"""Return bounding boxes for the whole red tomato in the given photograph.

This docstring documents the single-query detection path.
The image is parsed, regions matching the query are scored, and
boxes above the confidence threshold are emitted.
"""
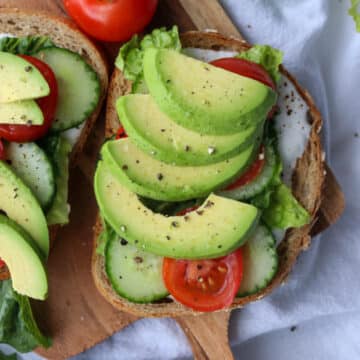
[63,0,158,42]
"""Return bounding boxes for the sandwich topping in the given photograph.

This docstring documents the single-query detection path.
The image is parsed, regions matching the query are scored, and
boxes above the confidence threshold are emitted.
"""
[95,27,311,312]
[0,35,101,349]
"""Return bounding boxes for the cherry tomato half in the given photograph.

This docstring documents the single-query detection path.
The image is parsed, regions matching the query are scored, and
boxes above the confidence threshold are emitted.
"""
[210,57,277,118]
[163,249,243,312]
[225,146,265,191]
[63,0,158,42]
[176,206,199,216]
[116,126,128,140]
[0,140,5,160]
[210,57,275,90]
[0,56,58,143]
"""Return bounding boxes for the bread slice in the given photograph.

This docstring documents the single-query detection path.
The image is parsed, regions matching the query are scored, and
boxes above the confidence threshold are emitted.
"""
[92,31,324,317]
[0,9,108,280]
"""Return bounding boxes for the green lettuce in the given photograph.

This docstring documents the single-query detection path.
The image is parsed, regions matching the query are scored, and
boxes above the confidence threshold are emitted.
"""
[0,281,51,353]
[0,352,17,360]
[349,0,360,32]
[115,26,181,92]
[250,123,310,229]
[262,184,310,229]
[237,45,283,84]
[46,137,71,225]
[0,36,54,55]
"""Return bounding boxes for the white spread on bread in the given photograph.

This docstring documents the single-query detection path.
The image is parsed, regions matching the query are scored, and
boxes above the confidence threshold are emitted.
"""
[275,79,311,185]
[183,48,239,63]
[183,48,311,245]
[0,33,14,39]
[63,123,85,148]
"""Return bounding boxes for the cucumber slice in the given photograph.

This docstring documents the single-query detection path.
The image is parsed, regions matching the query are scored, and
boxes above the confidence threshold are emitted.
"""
[218,143,276,200]
[237,225,278,297]
[5,142,55,210]
[105,234,168,303]
[34,47,100,132]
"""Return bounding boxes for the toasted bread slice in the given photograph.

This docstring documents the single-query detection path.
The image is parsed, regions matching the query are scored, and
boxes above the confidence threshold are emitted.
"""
[0,9,108,280]
[93,31,324,317]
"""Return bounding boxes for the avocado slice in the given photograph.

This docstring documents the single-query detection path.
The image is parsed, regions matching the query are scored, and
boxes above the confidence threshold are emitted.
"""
[117,94,262,166]
[95,161,259,259]
[0,51,50,103]
[101,138,257,201]
[0,100,44,125]
[0,161,49,257]
[0,215,48,300]
[143,49,277,135]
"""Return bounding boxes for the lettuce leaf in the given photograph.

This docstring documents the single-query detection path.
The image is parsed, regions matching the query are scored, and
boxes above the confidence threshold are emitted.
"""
[0,353,17,360]
[115,26,181,92]
[0,280,51,353]
[237,45,283,84]
[96,218,117,256]
[0,36,54,55]
[262,183,310,229]
[250,122,310,229]
[349,0,360,32]
[46,137,71,225]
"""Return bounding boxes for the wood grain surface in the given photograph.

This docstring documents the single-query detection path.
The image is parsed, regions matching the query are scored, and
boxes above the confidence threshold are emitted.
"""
[176,311,234,360]
[0,0,345,359]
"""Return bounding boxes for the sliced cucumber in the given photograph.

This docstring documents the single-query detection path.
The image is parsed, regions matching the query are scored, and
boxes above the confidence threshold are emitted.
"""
[34,47,100,132]
[237,225,278,297]
[5,142,55,210]
[218,143,276,200]
[105,234,168,303]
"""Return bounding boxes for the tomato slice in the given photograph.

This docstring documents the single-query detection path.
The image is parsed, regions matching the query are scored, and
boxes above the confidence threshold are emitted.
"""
[210,57,277,118]
[0,55,58,143]
[225,145,265,191]
[210,58,276,90]
[0,258,5,269]
[0,140,5,160]
[163,249,243,312]
[116,126,128,140]
[176,206,199,216]
[210,58,272,190]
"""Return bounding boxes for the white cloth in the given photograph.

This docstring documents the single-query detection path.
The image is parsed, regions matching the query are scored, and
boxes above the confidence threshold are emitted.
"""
[2,0,360,359]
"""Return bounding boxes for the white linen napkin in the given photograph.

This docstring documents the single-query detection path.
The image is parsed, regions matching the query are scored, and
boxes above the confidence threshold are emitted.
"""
[3,0,359,359]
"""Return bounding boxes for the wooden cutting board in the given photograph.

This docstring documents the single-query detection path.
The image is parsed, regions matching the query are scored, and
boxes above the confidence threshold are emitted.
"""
[0,1,345,359]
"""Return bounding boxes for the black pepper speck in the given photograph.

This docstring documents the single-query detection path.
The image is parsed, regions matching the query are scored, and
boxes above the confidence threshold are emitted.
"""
[120,239,128,246]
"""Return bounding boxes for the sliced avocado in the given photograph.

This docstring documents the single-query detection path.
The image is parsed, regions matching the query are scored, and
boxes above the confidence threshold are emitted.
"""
[102,138,257,201]
[0,161,49,257]
[117,94,262,166]
[143,49,277,135]
[95,161,259,259]
[0,52,50,103]
[0,215,48,300]
[0,100,44,125]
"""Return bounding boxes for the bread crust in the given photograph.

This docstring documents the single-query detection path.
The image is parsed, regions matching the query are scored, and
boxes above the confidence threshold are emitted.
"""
[0,9,108,281]
[93,31,324,317]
